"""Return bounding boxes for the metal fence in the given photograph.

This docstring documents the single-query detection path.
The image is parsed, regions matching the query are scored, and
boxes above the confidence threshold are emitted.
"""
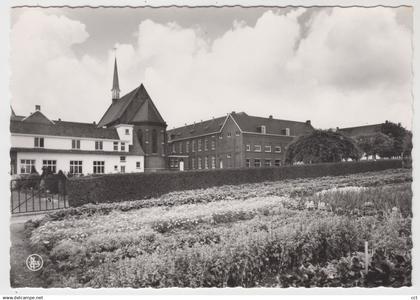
[10,175,68,214]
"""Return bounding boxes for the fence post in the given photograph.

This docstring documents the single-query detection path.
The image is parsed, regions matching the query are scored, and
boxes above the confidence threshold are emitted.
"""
[364,241,369,274]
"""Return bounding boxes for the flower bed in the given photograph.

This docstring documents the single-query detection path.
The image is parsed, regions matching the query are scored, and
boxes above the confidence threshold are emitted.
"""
[24,168,412,288]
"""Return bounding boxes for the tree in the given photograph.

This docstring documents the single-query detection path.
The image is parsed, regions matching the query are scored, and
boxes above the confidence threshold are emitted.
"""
[285,130,361,164]
[354,133,394,159]
[402,131,412,158]
[380,121,408,158]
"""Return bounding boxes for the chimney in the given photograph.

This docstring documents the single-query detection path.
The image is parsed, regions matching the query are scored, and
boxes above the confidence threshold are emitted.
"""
[269,115,273,119]
[35,105,41,111]
[58,118,61,121]
[93,121,96,125]
[305,120,311,125]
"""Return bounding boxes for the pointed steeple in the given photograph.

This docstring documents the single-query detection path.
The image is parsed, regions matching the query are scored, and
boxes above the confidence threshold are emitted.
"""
[111,57,120,102]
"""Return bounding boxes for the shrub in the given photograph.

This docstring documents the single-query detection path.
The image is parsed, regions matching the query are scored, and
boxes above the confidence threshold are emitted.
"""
[67,160,403,207]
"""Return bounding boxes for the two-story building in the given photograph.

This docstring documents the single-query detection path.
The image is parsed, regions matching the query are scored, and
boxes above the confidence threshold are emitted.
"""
[10,58,167,175]
[167,112,313,170]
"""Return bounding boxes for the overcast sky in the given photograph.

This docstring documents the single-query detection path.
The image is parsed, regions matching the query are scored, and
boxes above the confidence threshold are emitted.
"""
[10,6,413,130]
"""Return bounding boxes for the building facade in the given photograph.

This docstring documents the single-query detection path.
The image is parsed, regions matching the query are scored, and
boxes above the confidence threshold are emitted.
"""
[167,112,313,170]
[10,58,167,175]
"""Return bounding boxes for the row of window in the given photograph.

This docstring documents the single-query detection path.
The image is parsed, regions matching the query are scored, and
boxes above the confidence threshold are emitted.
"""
[20,159,141,175]
[245,159,282,168]
[34,137,128,152]
[246,145,282,153]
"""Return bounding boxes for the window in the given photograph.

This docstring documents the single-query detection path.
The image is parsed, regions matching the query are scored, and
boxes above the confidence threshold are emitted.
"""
[275,146,282,153]
[186,141,190,153]
[235,131,240,136]
[95,141,103,150]
[191,158,195,169]
[121,142,126,151]
[179,142,183,154]
[245,159,251,168]
[211,140,216,150]
[204,139,208,151]
[114,165,118,171]
[254,159,261,168]
[211,156,216,169]
[275,160,281,167]
[70,161,83,174]
[34,137,44,148]
[219,134,223,139]
[246,144,251,152]
[145,129,149,144]
[204,157,209,169]
[152,129,158,153]
[172,143,176,154]
[93,161,105,174]
[254,145,262,152]
[265,145,272,152]
[198,140,202,152]
[120,166,125,173]
[72,139,81,150]
[198,157,202,169]
[136,161,141,169]
[42,160,56,173]
[261,125,266,134]
[113,142,119,151]
[120,156,126,163]
[227,154,232,159]
[227,132,232,138]
[125,129,130,135]
[264,160,271,167]
[285,128,290,136]
[20,159,35,174]
[192,140,196,152]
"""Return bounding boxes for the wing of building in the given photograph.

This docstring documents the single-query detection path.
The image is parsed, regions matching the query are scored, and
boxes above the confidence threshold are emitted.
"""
[167,112,314,170]
[10,58,167,175]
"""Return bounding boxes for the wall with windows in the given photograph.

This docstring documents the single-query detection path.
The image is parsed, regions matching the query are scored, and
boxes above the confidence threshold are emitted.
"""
[11,134,125,152]
[16,152,144,175]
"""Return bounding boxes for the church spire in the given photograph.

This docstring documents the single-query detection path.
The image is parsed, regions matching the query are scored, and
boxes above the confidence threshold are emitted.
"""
[111,55,120,102]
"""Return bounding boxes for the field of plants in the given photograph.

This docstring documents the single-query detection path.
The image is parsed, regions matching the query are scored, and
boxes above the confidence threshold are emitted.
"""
[24,168,412,288]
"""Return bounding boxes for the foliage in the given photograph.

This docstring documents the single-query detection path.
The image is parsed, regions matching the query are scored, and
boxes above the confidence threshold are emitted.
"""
[24,169,412,288]
[284,130,362,164]
[354,133,394,159]
[380,121,410,158]
[67,159,403,207]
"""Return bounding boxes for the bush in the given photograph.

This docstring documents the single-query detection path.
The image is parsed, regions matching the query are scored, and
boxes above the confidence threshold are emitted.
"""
[67,160,403,207]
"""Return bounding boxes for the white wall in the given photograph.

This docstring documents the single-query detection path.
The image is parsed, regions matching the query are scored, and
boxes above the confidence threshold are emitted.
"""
[16,151,144,175]
[115,124,133,145]
[11,134,129,153]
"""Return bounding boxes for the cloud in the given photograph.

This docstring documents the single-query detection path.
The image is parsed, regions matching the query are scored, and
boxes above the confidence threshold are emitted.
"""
[10,7,412,130]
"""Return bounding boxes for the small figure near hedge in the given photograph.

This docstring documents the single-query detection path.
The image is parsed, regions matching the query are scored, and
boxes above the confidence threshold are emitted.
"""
[284,130,362,165]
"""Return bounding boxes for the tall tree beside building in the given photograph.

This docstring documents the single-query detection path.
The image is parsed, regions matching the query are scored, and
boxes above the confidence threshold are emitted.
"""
[285,130,361,164]
[354,133,394,159]
[380,121,410,158]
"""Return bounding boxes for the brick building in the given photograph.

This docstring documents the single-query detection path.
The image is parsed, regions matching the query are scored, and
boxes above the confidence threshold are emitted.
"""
[167,112,313,170]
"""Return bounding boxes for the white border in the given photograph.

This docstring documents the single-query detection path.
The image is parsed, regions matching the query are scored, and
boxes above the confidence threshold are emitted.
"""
[0,0,418,296]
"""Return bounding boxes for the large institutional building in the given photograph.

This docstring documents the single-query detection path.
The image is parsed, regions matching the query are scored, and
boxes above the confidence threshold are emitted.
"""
[167,112,313,170]
[10,58,167,175]
[10,57,317,175]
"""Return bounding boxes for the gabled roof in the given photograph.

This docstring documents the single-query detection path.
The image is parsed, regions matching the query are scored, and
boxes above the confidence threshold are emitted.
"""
[22,110,54,125]
[338,124,382,137]
[98,83,166,127]
[231,112,313,136]
[10,119,120,140]
[167,115,227,140]
[167,112,314,141]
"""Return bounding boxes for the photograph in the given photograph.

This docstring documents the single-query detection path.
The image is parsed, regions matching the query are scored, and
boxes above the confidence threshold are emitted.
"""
[6,3,413,289]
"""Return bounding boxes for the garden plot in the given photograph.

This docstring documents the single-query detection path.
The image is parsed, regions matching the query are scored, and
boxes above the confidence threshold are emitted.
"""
[24,168,412,288]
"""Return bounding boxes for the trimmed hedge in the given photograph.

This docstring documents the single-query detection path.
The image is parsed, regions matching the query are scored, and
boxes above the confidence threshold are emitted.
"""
[67,159,403,207]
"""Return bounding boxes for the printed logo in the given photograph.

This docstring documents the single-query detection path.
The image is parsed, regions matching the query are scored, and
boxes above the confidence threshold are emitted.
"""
[26,254,43,271]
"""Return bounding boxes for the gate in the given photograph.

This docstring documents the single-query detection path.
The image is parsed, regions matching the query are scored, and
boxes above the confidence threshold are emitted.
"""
[10,175,68,214]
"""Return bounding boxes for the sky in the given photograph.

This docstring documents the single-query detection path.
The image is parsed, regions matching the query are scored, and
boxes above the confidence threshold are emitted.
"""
[9,6,413,130]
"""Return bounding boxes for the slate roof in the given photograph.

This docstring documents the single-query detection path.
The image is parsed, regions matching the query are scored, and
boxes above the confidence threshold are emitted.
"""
[10,119,120,140]
[167,112,313,140]
[338,124,382,137]
[98,83,166,127]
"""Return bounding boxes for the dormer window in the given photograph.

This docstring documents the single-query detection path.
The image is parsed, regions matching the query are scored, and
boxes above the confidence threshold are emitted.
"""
[34,137,44,148]
[257,125,266,134]
[95,141,103,150]
[125,129,130,135]
[72,139,81,150]
[281,128,290,136]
